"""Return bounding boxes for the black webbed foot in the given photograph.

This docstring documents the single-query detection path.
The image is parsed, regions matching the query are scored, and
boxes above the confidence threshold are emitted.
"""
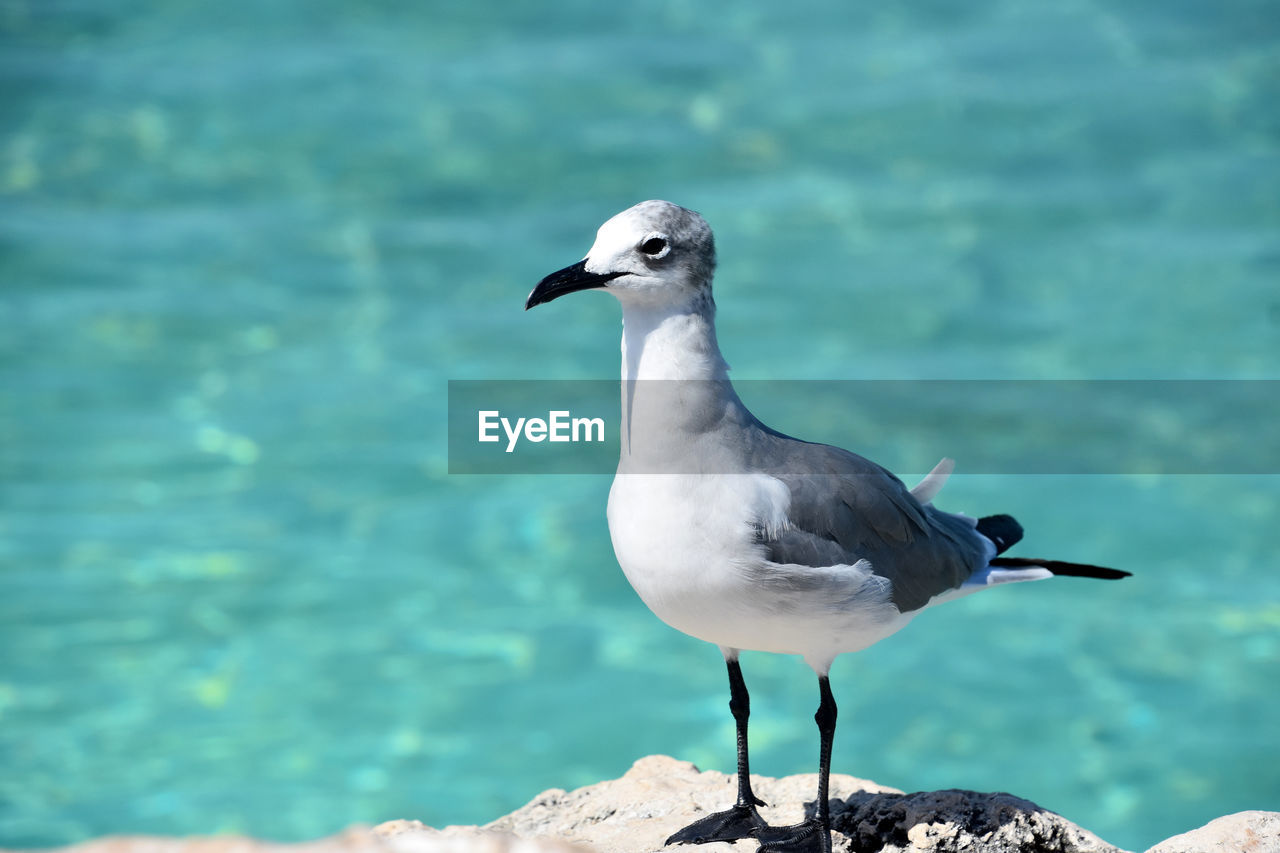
[664,802,767,845]
[755,817,831,853]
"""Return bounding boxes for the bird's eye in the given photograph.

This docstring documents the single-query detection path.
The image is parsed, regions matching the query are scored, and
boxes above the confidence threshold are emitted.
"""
[640,237,668,257]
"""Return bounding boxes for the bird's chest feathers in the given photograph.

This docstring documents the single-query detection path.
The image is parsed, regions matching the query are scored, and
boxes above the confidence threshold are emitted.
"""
[606,473,791,605]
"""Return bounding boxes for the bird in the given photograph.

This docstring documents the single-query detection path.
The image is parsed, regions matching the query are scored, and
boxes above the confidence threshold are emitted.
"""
[524,200,1129,853]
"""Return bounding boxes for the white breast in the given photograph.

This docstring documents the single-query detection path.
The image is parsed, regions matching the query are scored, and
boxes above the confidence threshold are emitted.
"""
[607,471,914,669]
[606,472,776,631]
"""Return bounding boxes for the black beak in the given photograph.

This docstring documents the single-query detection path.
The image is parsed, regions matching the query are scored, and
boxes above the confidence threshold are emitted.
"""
[525,260,626,310]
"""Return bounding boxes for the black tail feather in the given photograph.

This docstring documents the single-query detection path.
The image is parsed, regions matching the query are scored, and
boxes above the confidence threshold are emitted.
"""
[977,514,1024,555]
[990,556,1131,580]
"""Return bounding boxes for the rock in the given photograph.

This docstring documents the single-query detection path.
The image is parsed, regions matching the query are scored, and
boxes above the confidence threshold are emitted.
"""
[831,788,1123,853]
[1143,811,1280,853]
[397,755,1122,853]
[482,754,898,852]
[16,757,1279,853]
[374,820,587,852]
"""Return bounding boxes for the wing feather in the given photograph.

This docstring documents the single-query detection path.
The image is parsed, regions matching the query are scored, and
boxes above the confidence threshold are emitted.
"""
[745,432,988,613]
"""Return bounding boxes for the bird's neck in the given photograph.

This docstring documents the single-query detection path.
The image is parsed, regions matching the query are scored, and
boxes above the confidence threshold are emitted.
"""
[617,294,744,468]
[619,293,729,383]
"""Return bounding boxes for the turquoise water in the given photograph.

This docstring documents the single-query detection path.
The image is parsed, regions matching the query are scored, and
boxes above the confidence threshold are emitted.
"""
[2,1,1278,851]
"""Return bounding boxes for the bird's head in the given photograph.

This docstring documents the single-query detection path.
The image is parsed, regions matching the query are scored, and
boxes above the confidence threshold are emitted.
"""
[525,200,716,311]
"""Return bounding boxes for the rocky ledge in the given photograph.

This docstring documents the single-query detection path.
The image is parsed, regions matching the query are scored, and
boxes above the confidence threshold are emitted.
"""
[25,756,1279,853]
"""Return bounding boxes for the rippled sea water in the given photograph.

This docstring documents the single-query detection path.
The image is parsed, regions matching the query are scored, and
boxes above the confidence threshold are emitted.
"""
[2,2,1277,851]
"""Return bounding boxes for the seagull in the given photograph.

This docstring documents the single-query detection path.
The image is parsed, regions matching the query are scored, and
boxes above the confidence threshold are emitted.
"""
[524,200,1129,853]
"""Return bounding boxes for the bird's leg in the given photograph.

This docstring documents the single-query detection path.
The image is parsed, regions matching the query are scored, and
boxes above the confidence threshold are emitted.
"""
[814,676,837,829]
[756,676,836,853]
[728,658,768,809]
[665,658,768,845]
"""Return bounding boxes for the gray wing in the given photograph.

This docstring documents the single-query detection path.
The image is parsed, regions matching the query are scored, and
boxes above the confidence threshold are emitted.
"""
[744,429,989,613]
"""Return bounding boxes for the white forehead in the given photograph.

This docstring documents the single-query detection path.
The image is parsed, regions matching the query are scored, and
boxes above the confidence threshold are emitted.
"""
[587,200,708,260]
[591,202,662,256]
[589,214,644,260]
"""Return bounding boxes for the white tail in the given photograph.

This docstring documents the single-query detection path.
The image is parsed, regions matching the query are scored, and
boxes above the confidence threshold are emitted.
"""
[910,457,954,504]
